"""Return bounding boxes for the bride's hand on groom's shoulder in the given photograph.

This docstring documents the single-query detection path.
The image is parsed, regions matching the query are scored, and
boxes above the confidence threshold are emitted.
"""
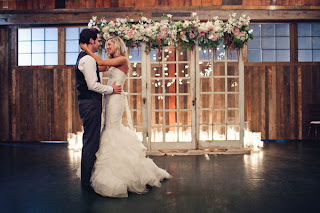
[80,43,88,51]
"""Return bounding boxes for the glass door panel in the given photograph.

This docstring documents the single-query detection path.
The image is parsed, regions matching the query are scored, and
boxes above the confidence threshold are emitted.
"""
[197,46,243,148]
[148,46,195,150]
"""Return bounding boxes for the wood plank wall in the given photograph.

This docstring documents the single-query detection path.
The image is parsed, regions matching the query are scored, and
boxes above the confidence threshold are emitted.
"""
[1,63,318,141]
[9,66,82,141]
[0,0,319,10]
[0,27,9,141]
[245,64,320,140]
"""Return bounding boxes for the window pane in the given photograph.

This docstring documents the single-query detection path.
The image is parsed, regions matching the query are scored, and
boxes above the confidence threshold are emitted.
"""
[66,53,78,65]
[213,125,226,140]
[200,78,212,92]
[32,41,44,53]
[248,50,261,62]
[261,37,275,49]
[18,54,31,66]
[32,54,44,65]
[227,49,237,60]
[298,37,312,49]
[227,94,239,108]
[276,37,290,49]
[312,24,320,36]
[298,50,312,62]
[128,47,141,61]
[227,125,240,140]
[276,50,290,62]
[227,78,239,92]
[250,24,261,37]
[66,40,79,52]
[18,29,31,41]
[213,110,225,124]
[150,50,159,62]
[199,125,212,141]
[298,24,311,36]
[200,110,212,124]
[214,78,225,92]
[199,48,212,60]
[45,41,58,53]
[227,110,240,124]
[313,50,320,62]
[45,28,58,40]
[214,47,225,60]
[276,24,289,36]
[66,28,79,40]
[32,28,44,40]
[45,53,58,65]
[261,24,275,36]
[262,50,276,62]
[313,37,320,49]
[248,36,261,49]
[18,41,31,53]
[213,94,225,108]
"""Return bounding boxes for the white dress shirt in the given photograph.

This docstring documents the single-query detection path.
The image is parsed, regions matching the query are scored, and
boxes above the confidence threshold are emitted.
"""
[78,55,113,95]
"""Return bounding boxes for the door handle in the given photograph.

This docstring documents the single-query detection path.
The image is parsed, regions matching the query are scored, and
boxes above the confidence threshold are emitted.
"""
[143,97,146,104]
[192,98,196,106]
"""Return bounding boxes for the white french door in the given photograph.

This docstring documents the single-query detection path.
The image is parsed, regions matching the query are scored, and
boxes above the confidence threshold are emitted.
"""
[145,45,196,150]
[195,46,244,149]
[104,44,244,151]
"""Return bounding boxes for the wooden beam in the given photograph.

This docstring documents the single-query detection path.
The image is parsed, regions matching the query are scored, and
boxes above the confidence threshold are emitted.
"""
[290,23,298,62]
[0,6,320,25]
[58,27,65,65]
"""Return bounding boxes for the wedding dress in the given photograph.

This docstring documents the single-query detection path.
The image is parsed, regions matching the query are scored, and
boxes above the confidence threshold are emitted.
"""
[90,67,171,197]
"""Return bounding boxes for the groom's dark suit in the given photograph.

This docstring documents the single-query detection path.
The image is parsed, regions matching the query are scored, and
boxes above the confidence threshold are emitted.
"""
[75,51,102,186]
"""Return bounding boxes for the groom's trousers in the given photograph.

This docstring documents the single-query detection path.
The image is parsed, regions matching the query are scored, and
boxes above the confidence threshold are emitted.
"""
[78,98,102,185]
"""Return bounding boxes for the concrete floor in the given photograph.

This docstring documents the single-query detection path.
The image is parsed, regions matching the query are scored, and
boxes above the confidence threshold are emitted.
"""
[1,141,320,213]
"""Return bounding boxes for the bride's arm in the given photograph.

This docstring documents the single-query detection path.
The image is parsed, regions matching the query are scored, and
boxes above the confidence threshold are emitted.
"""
[98,65,109,72]
[80,43,127,67]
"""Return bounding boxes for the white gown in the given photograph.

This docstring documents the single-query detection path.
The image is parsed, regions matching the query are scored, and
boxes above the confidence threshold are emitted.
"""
[90,67,172,197]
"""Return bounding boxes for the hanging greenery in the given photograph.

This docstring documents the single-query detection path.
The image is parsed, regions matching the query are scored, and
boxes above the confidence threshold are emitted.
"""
[88,12,253,54]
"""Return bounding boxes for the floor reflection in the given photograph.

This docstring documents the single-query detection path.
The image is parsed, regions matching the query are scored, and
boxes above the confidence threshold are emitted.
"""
[68,150,81,165]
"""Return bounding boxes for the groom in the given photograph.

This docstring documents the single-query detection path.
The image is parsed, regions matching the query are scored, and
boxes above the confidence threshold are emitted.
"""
[75,28,122,190]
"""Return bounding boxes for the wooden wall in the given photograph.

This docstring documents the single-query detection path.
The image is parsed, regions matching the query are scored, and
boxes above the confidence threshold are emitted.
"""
[0,0,319,10]
[0,63,318,141]
[245,63,320,140]
[9,66,82,141]
[0,27,9,141]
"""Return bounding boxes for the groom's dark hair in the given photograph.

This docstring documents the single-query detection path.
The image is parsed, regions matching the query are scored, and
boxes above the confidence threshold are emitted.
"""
[79,28,99,44]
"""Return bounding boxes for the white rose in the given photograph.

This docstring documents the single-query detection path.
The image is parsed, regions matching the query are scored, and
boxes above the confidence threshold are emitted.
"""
[102,26,108,33]
[183,21,189,28]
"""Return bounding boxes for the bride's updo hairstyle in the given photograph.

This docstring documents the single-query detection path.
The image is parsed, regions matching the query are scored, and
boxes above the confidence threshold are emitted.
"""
[106,36,127,59]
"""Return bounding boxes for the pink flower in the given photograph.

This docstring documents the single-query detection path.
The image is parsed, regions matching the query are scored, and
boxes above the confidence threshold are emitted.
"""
[209,25,215,31]
[160,26,167,32]
[158,32,168,39]
[109,21,115,27]
[232,28,240,35]
[245,26,249,31]
[209,35,217,41]
[128,29,134,35]
[189,32,195,39]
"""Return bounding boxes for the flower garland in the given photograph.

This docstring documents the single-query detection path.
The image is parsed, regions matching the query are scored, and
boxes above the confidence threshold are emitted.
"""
[88,12,253,54]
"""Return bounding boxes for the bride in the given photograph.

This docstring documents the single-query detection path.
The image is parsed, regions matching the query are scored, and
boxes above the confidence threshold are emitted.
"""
[80,36,172,197]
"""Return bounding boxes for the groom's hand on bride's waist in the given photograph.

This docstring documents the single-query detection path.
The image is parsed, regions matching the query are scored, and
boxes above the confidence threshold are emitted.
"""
[111,81,122,94]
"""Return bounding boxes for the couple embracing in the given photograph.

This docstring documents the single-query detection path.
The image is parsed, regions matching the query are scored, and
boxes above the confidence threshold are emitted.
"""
[75,28,171,197]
